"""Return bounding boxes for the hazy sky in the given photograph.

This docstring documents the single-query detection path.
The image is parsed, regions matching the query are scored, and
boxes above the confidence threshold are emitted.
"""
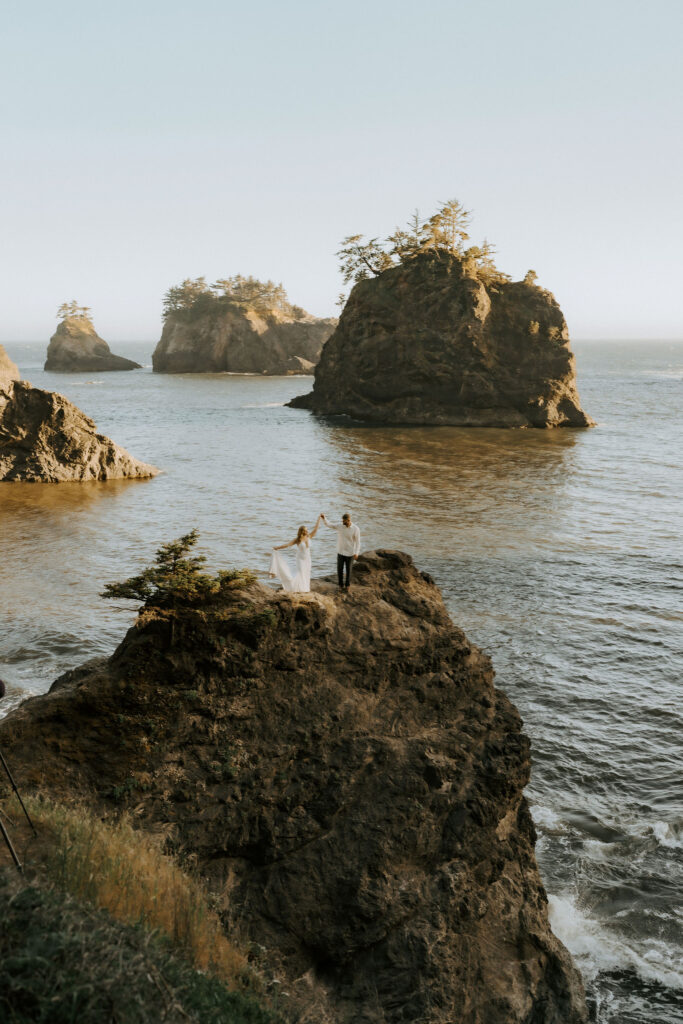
[2,0,682,341]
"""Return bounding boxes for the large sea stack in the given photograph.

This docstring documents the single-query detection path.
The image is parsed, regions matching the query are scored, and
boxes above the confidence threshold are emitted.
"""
[290,252,593,427]
[153,304,336,375]
[0,551,587,1023]
[45,318,141,372]
[0,379,158,481]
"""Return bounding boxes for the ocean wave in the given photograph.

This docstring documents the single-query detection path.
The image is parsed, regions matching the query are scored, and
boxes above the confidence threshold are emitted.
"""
[549,894,683,991]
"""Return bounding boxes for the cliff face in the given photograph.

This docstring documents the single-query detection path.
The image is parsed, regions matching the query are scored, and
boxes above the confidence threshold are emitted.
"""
[0,380,158,482]
[290,253,593,427]
[0,345,20,385]
[45,319,141,372]
[0,551,587,1023]
[152,306,336,375]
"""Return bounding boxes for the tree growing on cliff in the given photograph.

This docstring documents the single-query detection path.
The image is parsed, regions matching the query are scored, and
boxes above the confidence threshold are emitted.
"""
[336,199,512,288]
[101,530,255,606]
[162,275,304,321]
[57,301,93,324]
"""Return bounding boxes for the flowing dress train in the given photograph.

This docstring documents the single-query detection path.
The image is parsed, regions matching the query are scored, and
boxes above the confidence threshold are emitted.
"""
[268,541,312,593]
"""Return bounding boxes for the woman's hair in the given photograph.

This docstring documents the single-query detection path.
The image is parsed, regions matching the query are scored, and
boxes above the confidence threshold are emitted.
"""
[296,525,309,543]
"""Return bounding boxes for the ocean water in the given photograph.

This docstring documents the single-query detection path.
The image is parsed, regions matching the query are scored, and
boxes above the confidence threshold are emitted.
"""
[1,339,681,1023]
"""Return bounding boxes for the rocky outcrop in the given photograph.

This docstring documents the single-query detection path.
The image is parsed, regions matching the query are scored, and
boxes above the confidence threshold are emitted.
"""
[45,318,141,372]
[0,551,587,1023]
[153,306,336,375]
[0,379,158,481]
[0,345,20,386]
[290,253,593,427]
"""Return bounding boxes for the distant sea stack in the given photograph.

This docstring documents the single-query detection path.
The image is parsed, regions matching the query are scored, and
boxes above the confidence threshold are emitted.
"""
[0,344,20,385]
[152,274,336,374]
[0,550,587,1023]
[0,379,158,482]
[290,201,593,427]
[46,310,141,372]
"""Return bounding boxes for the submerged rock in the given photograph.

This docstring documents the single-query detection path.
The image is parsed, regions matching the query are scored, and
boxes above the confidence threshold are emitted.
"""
[1,551,587,1023]
[0,379,158,482]
[290,252,593,427]
[45,318,141,372]
[0,345,20,385]
[153,305,335,375]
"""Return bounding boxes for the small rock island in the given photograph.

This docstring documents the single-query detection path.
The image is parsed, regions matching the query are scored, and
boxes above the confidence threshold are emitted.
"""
[45,302,141,372]
[0,546,587,1023]
[152,275,336,374]
[0,377,158,482]
[290,201,593,427]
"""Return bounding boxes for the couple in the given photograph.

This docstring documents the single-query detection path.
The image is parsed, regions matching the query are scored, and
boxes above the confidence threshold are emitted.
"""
[269,513,361,594]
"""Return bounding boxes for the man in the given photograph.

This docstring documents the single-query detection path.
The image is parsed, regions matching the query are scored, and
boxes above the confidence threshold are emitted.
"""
[321,512,361,591]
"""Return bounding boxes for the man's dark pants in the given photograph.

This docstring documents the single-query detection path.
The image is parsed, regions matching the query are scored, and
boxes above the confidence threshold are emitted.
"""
[337,554,353,589]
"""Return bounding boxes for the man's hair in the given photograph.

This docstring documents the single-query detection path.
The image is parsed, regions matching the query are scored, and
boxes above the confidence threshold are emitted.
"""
[342,513,351,523]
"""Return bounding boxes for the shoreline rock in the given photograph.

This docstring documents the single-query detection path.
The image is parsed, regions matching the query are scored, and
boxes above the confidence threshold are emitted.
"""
[0,550,587,1023]
[45,318,141,372]
[290,252,594,428]
[0,379,159,482]
[0,345,20,386]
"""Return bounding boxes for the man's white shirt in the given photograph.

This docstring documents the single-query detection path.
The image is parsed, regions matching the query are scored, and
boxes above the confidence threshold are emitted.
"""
[325,521,361,556]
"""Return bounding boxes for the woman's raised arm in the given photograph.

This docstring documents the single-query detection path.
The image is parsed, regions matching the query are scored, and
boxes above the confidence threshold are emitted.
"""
[309,514,323,539]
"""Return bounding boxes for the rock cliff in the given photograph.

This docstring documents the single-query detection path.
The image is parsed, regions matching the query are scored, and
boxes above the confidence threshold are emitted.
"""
[0,344,20,385]
[45,318,141,372]
[0,551,587,1023]
[290,253,593,427]
[153,306,336,375]
[0,380,158,481]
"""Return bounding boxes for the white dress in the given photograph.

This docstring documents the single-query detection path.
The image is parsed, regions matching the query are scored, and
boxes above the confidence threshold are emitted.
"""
[269,541,312,593]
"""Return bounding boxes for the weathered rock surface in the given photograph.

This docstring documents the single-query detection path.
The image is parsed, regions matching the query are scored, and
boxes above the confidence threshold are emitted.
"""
[0,551,587,1023]
[153,306,336,375]
[0,379,158,482]
[290,253,593,427]
[45,318,141,372]
[0,345,20,386]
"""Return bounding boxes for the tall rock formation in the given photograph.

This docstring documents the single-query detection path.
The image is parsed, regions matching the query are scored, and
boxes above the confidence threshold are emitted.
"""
[45,318,141,372]
[153,306,336,375]
[0,379,158,481]
[0,551,587,1023]
[0,345,20,386]
[290,253,593,427]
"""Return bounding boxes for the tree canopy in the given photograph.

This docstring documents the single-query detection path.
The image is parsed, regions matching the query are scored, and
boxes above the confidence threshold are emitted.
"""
[336,200,515,290]
[162,275,306,322]
[57,301,93,324]
[101,530,255,607]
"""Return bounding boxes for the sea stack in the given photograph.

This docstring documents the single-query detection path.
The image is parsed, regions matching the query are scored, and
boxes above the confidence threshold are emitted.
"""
[0,550,587,1023]
[0,379,158,482]
[290,252,593,427]
[45,317,141,372]
[153,276,335,374]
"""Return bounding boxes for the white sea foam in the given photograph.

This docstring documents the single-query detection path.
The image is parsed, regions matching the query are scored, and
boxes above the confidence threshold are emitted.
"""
[549,894,683,991]
[241,402,285,408]
[651,820,683,849]
[530,804,567,832]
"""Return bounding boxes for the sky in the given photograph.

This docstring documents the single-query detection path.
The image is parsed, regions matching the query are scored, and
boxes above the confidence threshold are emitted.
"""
[1,0,682,342]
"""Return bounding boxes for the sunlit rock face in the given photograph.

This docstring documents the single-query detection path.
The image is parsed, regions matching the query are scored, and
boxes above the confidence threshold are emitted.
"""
[0,380,158,482]
[291,252,593,427]
[0,551,587,1023]
[152,305,336,375]
[45,319,141,372]
[0,345,20,385]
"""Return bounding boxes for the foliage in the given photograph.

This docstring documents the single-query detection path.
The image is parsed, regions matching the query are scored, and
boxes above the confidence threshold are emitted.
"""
[0,870,279,1024]
[101,530,255,607]
[336,199,513,287]
[23,794,245,984]
[162,274,306,322]
[56,300,93,324]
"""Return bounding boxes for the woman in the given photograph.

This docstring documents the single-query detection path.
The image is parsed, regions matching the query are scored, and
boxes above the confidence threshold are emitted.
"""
[268,515,323,593]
